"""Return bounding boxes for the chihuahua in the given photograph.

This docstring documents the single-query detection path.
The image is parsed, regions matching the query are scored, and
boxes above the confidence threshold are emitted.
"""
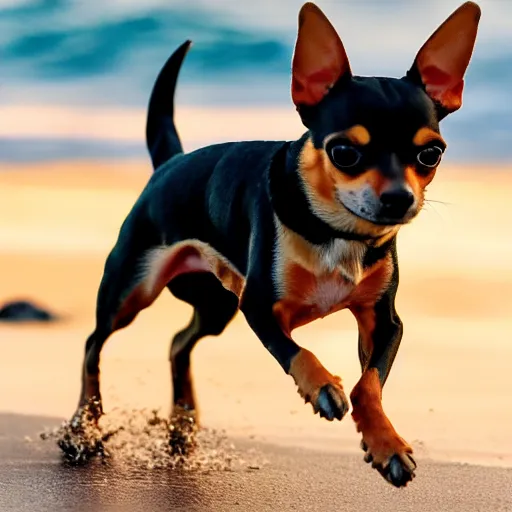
[67,2,480,487]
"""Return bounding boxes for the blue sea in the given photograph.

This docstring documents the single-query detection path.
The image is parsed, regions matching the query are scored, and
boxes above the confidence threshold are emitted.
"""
[0,0,511,163]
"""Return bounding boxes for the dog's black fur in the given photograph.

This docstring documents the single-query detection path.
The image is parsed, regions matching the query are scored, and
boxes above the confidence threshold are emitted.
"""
[68,2,481,487]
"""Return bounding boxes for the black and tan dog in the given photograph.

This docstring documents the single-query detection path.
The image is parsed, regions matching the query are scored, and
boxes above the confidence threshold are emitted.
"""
[69,2,480,486]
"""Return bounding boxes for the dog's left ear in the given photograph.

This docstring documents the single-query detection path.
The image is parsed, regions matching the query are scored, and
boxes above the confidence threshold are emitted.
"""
[291,2,351,108]
[407,2,481,116]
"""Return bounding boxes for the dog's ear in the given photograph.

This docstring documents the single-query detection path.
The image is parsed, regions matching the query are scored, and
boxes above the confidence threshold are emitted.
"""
[291,2,351,107]
[407,2,481,116]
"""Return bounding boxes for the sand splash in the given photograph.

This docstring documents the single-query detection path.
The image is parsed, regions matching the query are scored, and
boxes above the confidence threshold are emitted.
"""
[40,404,266,472]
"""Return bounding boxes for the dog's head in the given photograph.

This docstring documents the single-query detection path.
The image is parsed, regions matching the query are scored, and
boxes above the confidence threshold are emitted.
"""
[291,2,480,237]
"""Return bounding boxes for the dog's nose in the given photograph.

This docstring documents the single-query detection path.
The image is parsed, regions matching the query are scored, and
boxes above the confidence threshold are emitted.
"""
[379,187,415,219]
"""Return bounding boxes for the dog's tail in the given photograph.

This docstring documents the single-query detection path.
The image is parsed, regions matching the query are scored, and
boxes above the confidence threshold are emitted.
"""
[146,40,192,171]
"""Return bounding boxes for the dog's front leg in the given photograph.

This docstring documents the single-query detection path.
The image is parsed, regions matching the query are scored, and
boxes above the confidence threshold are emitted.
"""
[240,282,349,421]
[349,283,416,487]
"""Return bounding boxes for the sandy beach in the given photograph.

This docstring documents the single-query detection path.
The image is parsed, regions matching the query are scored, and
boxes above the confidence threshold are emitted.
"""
[1,156,512,509]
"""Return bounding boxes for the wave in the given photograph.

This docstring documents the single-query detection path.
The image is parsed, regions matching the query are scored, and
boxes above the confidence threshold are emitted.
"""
[0,0,292,105]
[0,0,511,161]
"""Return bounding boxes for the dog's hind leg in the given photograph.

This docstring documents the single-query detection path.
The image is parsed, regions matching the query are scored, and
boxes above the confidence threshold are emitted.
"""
[74,234,215,418]
[75,234,158,420]
[167,272,239,421]
[62,217,167,461]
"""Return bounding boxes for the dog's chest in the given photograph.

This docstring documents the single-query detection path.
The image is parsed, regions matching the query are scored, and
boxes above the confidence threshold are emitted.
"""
[306,273,353,313]
[295,240,362,310]
[272,223,369,334]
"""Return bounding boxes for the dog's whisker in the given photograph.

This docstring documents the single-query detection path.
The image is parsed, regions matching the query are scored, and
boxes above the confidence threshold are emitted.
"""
[424,199,453,206]
[422,202,446,222]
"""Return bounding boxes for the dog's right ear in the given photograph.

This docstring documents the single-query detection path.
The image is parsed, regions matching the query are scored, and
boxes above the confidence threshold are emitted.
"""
[291,2,351,108]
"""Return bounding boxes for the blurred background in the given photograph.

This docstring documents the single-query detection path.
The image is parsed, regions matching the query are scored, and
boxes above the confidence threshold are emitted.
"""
[0,0,511,162]
[0,0,512,476]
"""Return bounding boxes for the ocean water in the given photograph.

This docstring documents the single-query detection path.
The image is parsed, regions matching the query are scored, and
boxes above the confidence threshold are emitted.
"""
[0,0,511,162]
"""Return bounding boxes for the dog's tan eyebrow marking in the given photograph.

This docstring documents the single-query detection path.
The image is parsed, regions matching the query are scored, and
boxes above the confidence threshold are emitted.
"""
[324,125,371,147]
[412,127,446,147]
[344,125,371,146]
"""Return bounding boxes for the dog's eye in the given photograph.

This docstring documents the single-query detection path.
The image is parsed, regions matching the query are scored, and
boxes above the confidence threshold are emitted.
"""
[417,146,443,168]
[330,145,362,170]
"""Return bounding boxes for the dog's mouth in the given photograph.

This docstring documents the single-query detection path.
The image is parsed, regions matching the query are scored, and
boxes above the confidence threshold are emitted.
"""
[338,198,413,227]
[335,186,420,227]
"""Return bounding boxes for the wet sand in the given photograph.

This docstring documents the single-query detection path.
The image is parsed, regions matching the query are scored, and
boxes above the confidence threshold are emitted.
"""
[1,161,512,510]
[1,413,512,512]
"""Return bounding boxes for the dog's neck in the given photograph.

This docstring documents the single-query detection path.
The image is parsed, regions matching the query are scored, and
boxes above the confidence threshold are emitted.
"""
[268,134,384,247]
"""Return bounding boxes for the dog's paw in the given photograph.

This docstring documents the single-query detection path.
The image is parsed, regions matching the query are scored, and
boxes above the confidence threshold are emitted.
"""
[289,348,349,422]
[58,431,106,465]
[312,382,349,421]
[57,400,108,464]
[360,440,416,487]
[169,405,199,457]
